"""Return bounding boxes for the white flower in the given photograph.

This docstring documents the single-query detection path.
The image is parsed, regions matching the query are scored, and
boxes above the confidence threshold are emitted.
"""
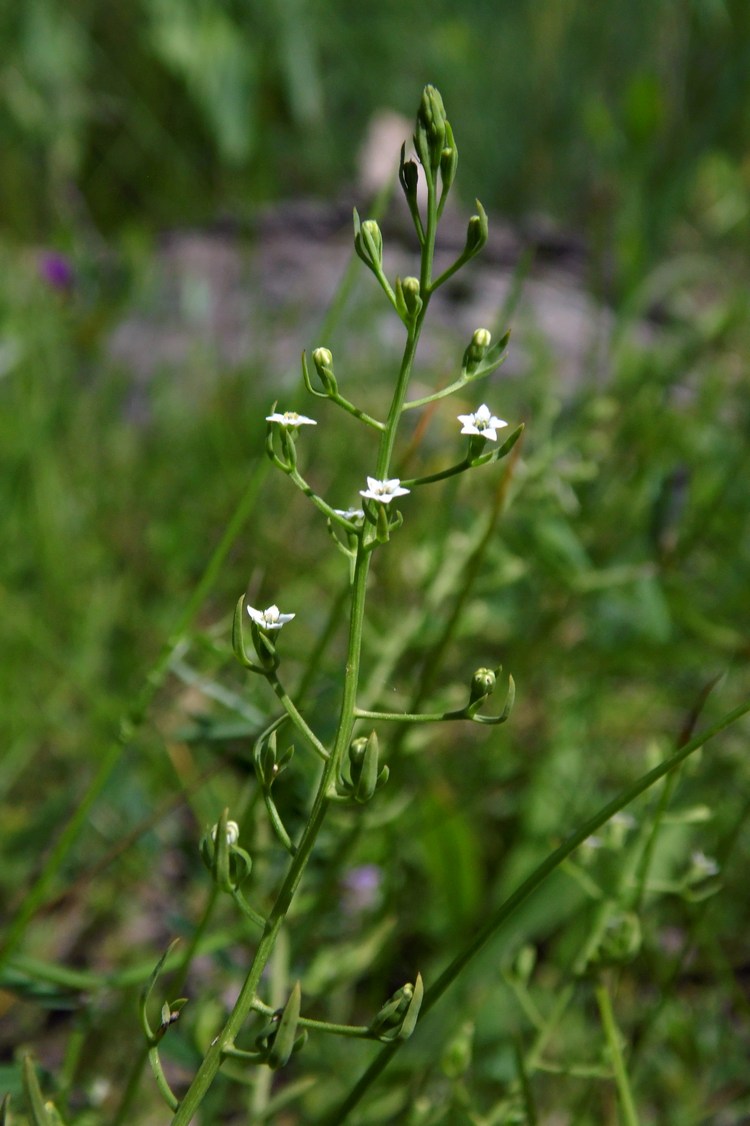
[359,477,411,504]
[212,820,240,846]
[266,409,317,428]
[334,507,365,522]
[246,603,295,631]
[457,403,508,441]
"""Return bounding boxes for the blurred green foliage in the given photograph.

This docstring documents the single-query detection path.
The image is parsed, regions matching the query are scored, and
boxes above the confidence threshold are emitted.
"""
[2,0,750,286]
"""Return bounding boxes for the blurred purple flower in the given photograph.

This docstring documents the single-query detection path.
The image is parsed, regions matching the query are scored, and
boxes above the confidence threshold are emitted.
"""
[341,864,382,916]
[39,251,75,291]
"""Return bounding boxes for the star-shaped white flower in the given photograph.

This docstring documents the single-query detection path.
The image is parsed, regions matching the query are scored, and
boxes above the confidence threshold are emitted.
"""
[266,410,317,429]
[457,403,507,441]
[246,603,295,631]
[334,507,365,522]
[359,477,411,504]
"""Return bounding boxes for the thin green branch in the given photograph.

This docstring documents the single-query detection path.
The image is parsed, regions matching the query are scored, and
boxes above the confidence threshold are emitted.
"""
[267,673,329,762]
[595,980,640,1126]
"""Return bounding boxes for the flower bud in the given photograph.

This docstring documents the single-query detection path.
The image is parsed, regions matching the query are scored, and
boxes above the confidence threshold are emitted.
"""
[462,327,492,373]
[336,730,389,803]
[399,148,420,204]
[312,346,337,394]
[313,346,332,369]
[256,729,294,789]
[353,211,384,272]
[369,974,424,1042]
[211,820,240,846]
[464,201,489,257]
[470,667,496,705]
[261,983,306,1070]
[395,275,423,323]
[414,85,448,172]
[200,810,252,892]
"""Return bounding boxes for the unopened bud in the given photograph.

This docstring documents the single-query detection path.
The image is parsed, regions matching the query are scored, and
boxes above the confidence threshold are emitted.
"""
[399,154,419,202]
[312,346,337,393]
[414,85,448,172]
[465,201,489,257]
[354,213,384,272]
[470,667,496,705]
[370,974,424,1042]
[211,820,240,846]
[337,730,388,804]
[463,328,492,372]
[396,275,422,323]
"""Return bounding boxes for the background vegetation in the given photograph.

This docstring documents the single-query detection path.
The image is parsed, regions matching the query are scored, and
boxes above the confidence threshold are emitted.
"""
[1,2,749,1122]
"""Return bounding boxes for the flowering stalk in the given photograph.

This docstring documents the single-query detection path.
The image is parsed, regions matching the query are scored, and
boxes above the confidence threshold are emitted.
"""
[167,85,519,1124]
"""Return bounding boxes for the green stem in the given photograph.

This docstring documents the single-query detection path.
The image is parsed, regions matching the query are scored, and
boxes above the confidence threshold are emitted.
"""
[373,170,439,481]
[268,672,329,761]
[595,980,640,1126]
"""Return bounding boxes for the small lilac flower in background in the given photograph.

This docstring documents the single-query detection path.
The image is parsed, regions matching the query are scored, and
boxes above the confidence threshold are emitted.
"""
[359,477,410,504]
[266,409,317,429]
[457,403,507,441]
[38,250,75,292]
[341,864,382,916]
[246,603,295,631]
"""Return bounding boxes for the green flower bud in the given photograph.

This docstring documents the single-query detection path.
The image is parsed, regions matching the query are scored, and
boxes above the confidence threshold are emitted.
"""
[312,346,337,394]
[313,346,332,369]
[414,85,448,172]
[349,735,368,767]
[462,327,492,373]
[464,201,489,257]
[353,211,384,272]
[200,810,252,892]
[370,974,424,1042]
[336,730,389,803]
[399,148,420,203]
[266,983,306,1070]
[395,275,423,323]
[256,729,294,789]
[470,667,497,705]
[253,986,307,1070]
[158,998,188,1039]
